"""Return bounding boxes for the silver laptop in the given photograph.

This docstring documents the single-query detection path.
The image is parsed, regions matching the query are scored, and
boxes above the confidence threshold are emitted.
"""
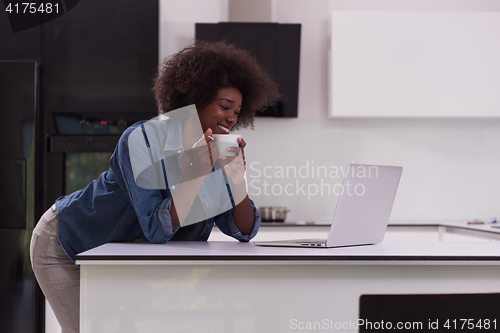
[254,164,402,248]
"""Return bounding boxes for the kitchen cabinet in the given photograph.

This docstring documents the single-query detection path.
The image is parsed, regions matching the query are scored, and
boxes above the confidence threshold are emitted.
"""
[329,11,500,118]
[77,241,500,333]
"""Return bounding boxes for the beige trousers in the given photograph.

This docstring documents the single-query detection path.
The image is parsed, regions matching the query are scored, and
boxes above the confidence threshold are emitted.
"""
[30,206,80,333]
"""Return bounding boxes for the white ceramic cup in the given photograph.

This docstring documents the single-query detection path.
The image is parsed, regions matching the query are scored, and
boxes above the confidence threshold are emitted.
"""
[212,134,242,157]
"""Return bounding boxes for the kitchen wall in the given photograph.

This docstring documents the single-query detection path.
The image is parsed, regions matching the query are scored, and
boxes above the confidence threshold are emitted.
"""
[160,0,500,222]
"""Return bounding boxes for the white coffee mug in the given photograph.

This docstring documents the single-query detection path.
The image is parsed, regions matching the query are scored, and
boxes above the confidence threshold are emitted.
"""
[212,134,242,157]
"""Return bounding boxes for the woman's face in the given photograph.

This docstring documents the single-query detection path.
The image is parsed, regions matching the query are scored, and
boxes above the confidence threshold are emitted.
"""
[197,87,242,134]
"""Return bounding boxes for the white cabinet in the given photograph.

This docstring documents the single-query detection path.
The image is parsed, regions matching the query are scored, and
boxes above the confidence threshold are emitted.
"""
[329,11,500,118]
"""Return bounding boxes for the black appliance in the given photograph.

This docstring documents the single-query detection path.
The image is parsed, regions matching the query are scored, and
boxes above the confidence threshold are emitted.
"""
[44,0,159,154]
[0,61,43,333]
[42,0,159,205]
[42,1,158,115]
[196,22,301,117]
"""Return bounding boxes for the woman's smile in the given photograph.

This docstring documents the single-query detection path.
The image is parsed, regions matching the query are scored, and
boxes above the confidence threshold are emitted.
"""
[217,123,230,134]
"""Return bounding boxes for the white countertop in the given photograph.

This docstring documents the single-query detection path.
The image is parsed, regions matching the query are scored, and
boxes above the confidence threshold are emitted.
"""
[76,241,500,265]
[267,220,500,232]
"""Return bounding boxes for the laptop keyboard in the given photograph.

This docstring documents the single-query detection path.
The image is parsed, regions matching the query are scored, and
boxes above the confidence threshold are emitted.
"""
[292,240,326,247]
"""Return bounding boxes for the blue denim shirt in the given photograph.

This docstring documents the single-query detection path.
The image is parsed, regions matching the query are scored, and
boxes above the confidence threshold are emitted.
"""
[55,119,261,262]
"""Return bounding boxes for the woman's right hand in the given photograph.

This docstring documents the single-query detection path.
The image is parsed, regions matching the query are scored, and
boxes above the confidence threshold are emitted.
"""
[179,128,219,182]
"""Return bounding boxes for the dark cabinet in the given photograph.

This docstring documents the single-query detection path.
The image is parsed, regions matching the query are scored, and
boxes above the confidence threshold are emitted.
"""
[42,0,159,114]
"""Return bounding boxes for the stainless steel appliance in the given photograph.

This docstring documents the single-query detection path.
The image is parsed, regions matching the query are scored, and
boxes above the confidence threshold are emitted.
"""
[259,206,290,222]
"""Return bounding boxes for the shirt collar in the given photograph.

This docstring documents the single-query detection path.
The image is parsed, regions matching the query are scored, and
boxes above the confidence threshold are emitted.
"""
[162,104,203,153]
[162,115,183,152]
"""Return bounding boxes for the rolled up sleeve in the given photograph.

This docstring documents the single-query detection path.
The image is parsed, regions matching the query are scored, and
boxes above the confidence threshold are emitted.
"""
[214,199,261,242]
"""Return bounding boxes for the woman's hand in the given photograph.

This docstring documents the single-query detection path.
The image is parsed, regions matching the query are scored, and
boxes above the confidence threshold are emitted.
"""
[179,128,219,183]
[219,137,247,202]
[221,138,254,232]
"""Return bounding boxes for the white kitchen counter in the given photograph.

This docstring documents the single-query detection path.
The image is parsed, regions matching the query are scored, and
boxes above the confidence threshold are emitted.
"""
[76,240,500,265]
[262,219,500,233]
[77,240,500,333]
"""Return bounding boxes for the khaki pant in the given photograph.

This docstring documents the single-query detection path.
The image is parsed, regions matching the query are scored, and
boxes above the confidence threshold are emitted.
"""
[30,206,80,333]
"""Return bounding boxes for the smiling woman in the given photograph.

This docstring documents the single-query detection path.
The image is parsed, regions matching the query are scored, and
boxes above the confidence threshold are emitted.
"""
[31,40,279,333]
[150,41,281,235]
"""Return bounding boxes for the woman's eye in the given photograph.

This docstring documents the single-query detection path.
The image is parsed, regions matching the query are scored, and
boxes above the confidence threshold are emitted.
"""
[220,105,229,110]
